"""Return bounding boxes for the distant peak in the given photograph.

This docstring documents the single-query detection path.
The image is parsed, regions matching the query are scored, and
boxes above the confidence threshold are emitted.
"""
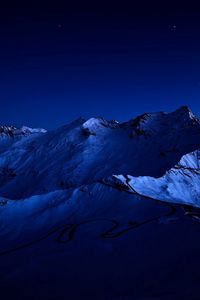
[82,117,119,136]
[120,110,166,130]
[0,125,17,135]
[131,111,165,124]
[174,105,191,114]
[0,125,47,138]
[21,126,47,134]
[171,105,200,123]
[179,105,190,110]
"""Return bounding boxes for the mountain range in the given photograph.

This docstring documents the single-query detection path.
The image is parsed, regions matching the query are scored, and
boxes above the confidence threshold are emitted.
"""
[1,106,200,300]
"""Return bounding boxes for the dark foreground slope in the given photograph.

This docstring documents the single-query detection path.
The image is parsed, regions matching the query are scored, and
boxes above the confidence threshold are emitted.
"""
[0,185,200,300]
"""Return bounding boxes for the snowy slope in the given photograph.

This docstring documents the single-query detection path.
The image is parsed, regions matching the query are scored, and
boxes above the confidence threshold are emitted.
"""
[0,106,200,200]
[1,106,200,299]
[0,125,47,154]
[1,181,199,300]
[112,149,200,207]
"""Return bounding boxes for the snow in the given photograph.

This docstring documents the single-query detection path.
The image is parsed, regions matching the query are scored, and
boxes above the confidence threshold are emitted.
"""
[0,106,200,299]
[111,150,200,207]
[21,126,47,134]
[0,106,200,208]
[0,106,200,200]
[82,117,105,134]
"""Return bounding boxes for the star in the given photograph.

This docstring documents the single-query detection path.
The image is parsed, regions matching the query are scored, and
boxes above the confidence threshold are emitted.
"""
[172,24,177,29]
[58,24,63,28]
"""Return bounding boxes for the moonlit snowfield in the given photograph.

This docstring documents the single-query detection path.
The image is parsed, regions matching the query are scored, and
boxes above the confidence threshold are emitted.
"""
[1,106,200,299]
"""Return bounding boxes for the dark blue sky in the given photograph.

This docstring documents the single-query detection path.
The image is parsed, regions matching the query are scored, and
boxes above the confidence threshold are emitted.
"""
[1,0,200,129]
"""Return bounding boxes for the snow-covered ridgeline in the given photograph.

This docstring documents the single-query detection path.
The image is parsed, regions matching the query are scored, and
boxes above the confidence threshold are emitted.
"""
[0,106,200,205]
[0,125,47,137]
[111,149,200,207]
[0,125,47,154]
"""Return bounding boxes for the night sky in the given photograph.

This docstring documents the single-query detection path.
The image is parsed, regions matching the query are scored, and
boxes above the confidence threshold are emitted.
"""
[1,0,200,129]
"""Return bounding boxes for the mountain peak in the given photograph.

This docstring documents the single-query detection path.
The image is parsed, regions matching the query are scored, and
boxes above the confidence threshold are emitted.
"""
[173,105,197,118]
[175,105,190,112]
[0,125,47,138]
[21,126,47,134]
[82,117,119,135]
[170,105,200,125]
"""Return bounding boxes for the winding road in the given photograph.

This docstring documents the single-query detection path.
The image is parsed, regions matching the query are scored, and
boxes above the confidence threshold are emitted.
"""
[0,197,178,256]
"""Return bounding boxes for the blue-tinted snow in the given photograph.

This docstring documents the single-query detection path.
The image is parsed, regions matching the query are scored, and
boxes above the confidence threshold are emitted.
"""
[1,107,200,299]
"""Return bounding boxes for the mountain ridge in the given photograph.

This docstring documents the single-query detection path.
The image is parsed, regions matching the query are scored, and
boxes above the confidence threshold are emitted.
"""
[1,106,200,300]
[0,106,200,202]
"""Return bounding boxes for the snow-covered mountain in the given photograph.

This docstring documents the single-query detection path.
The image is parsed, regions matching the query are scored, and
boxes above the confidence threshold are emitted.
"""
[0,105,200,200]
[0,125,47,137]
[109,149,200,207]
[0,125,47,154]
[1,106,200,300]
